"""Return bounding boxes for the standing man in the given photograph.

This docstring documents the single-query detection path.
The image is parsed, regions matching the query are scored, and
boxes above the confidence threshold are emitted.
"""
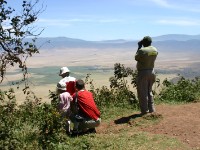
[58,67,76,96]
[135,36,158,115]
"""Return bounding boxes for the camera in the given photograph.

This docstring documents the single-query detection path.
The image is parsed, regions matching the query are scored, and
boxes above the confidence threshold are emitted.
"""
[137,40,143,50]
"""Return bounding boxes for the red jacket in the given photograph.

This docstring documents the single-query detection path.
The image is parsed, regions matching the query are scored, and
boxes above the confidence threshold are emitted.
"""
[73,90,100,120]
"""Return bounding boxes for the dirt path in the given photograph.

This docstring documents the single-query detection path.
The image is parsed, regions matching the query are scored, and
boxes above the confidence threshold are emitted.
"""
[97,102,200,149]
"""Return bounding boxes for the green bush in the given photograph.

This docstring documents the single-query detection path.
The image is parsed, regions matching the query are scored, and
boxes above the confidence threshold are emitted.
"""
[156,76,200,103]
[85,63,138,110]
[0,88,68,149]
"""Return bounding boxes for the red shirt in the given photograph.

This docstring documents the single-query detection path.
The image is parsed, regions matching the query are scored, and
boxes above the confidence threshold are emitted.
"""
[73,90,100,120]
[59,76,76,96]
[66,81,76,96]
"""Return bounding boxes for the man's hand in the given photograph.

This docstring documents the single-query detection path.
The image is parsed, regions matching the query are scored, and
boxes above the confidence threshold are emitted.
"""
[137,40,143,50]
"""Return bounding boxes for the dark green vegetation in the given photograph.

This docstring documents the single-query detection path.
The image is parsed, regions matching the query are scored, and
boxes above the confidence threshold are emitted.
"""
[1,63,200,149]
[156,76,200,103]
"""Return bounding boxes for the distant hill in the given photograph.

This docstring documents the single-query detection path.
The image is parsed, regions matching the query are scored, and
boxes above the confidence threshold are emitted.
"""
[34,37,136,49]
[154,40,200,53]
[153,34,200,41]
[31,34,200,53]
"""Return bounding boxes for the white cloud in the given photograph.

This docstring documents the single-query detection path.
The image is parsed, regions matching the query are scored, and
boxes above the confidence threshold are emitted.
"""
[1,19,13,30]
[157,19,200,26]
[37,18,93,27]
[37,19,70,27]
[149,0,200,12]
[37,18,125,27]
[98,19,123,23]
[149,0,171,8]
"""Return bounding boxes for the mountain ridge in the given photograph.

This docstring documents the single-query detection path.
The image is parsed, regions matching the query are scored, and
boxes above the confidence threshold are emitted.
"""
[32,34,200,53]
[37,34,200,43]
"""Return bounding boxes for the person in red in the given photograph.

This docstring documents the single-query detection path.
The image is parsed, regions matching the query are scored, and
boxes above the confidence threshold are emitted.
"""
[71,79,101,134]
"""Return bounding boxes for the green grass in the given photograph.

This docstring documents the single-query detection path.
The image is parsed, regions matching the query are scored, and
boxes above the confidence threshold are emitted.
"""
[50,118,189,150]
[100,105,139,122]
[85,132,189,150]
[1,63,198,149]
[0,95,190,150]
[57,107,188,150]
[5,66,114,86]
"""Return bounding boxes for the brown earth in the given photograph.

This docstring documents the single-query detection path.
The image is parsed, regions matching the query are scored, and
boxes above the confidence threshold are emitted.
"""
[97,102,200,149]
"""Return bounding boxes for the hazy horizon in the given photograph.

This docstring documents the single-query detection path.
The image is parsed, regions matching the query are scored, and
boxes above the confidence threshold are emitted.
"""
[8,0,200,41]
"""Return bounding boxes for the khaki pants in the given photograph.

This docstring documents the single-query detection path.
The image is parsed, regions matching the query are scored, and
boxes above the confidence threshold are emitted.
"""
[136,70,156,114]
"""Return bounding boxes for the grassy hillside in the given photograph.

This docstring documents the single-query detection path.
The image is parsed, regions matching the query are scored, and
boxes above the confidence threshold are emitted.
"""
[1,63,200,149]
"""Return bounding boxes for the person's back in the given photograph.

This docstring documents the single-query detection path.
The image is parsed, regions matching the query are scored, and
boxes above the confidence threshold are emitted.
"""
[57,81,73,134]
[57,81,73,116]
[60,76,76,95]
[71,79,101,135]
[76,90,100,120]
[135,45,158,71]
[58,67,76,96]
[58,91,72,115]
[134,36,158,115]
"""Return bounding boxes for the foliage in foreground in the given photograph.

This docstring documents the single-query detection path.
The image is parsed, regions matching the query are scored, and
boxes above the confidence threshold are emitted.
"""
[1,63,200,149]
[0,89,189,150]
[0,89,68,149]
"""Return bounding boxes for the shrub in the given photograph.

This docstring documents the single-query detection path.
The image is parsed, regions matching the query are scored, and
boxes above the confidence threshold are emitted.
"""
[0,88,68,149]
[85,63,138,110]
[156,76,200,103]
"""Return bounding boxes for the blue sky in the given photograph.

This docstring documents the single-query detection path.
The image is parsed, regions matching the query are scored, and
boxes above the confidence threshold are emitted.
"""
[8,0,200,41]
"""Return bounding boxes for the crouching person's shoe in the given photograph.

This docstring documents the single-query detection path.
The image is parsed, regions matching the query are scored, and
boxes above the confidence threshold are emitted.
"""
[69,129,80,137]
[87,128,96,134]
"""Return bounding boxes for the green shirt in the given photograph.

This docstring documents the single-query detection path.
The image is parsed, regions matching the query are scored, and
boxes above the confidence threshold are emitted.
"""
[135,46,158,71]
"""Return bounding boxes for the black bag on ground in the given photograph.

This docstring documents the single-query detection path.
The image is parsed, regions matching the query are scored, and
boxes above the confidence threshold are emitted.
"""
[75,114,85,122]
[73,92,85,122]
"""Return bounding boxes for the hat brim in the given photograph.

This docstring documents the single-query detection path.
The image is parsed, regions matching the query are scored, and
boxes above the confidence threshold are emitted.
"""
[57,87,66,91]
[59,71,69,76]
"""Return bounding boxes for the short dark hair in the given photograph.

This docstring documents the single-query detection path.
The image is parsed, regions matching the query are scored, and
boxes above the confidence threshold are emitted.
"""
[142,36,152,46]
[76,79,85,90]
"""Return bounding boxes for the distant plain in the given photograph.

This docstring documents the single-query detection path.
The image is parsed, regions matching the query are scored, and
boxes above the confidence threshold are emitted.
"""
[2,36,200,104]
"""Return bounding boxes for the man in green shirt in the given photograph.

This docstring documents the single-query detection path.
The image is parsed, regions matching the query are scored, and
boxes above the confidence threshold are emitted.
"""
[135,36,158,115]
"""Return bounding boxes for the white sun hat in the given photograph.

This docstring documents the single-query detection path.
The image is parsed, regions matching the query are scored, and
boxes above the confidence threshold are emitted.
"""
[57,81,66,91]
[59,67,70,76]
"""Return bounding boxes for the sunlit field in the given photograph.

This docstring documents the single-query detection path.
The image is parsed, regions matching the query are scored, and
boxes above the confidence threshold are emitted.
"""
[1,47,200,104]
